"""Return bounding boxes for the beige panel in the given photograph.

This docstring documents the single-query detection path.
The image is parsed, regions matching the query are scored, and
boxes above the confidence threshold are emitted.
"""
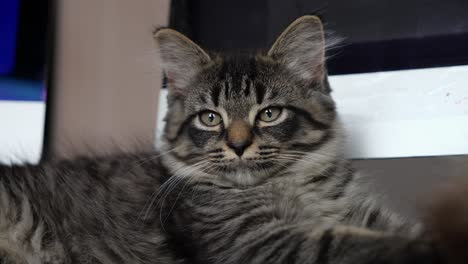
[47,0,169,158]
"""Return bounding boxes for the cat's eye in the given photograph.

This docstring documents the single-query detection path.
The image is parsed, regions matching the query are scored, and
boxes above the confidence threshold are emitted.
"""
[199,111,223,127]
[258,107,282,122]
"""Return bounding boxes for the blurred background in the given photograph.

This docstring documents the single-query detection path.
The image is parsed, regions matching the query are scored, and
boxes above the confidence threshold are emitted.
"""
[0,0,467,214]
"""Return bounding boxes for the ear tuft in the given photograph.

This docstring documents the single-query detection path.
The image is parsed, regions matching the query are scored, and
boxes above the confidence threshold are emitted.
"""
[268,15,326,83]
[154,28,210,94]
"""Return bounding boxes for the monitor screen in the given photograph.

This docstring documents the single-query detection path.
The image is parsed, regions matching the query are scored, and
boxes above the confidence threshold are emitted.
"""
[0,0,53,101]
[170,0,468,75]
[0,0,54,164]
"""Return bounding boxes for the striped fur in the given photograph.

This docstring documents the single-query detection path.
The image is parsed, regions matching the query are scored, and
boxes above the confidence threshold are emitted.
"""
[0,16,443,263]
[0,154,184,263]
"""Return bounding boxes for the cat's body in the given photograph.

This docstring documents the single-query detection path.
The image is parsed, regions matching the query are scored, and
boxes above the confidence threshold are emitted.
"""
[0,154,182,263]
[0,16,453,263]
[167,159,426,264]
[0,149,430,264]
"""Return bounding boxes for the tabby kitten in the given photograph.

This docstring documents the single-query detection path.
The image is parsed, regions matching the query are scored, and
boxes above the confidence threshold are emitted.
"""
[0,16,442,263]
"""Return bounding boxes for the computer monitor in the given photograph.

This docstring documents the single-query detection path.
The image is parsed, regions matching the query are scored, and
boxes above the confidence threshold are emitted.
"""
[0,0,55,101]
[0,0,55,164]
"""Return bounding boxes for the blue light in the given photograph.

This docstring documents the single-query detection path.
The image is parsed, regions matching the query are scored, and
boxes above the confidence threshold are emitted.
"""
[0,0,21,75]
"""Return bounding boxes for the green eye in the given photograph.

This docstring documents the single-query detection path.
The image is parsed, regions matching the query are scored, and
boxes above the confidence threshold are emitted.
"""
[199,111,222,127]
[258,107,282,122]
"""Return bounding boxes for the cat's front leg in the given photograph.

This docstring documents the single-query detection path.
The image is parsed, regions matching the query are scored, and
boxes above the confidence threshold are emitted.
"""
[307,225,439,264]
[215,223,440,264]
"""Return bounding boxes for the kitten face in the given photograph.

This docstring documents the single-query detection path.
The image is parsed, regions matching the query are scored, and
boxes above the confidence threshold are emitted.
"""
[155,16,339,185]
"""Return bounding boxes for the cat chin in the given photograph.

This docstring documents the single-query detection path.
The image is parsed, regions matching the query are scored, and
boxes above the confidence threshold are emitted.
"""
[220,168,274,187]
[161,151,272,187]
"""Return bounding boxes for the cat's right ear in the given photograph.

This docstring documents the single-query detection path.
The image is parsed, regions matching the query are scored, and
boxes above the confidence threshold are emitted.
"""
[268,16,326,84]
[154,28,211,95]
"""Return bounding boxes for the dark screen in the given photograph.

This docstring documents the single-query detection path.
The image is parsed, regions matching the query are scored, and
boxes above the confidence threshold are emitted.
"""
[170,0,468,75]
[0,0,54,101]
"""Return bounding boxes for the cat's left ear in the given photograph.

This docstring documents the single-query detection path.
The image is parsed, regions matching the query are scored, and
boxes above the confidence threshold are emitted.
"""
[154,28,211,95]
[268,16,326,84]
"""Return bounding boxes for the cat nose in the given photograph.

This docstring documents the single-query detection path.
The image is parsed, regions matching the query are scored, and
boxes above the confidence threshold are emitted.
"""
[227,140,252,157]
[226,119,253,157]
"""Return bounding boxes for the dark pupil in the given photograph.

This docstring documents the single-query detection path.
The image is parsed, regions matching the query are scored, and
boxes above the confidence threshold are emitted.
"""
[208,113,215,123]
[266,109,272,118]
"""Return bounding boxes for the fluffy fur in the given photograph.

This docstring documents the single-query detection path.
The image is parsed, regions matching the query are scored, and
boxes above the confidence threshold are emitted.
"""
[0,15,462,263]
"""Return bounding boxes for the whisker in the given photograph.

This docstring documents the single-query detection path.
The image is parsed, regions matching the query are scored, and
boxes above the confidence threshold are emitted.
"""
[208,154,225,159]
[257,151,280,155]
[208,148,224,153]
[161,161,211,222]
[273,156,313,164]
[137,176,177,228]
[281,151,332,159]
[159,160,211,229]
[258,146,280,150]
[137,155,207,226]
